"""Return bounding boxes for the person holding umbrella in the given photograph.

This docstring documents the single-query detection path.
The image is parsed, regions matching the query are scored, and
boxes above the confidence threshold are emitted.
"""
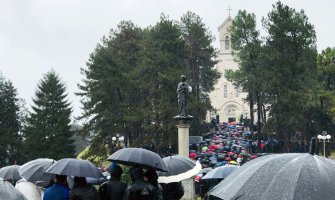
[99,164,127,200]
[160,182,184,200]
[144,168,163,200]
[122,166,156,200]
[69,176,98,200]
[43,174,69,200]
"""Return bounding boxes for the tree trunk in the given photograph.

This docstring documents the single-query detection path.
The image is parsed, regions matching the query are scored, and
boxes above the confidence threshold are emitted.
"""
[249,96,254,133]
[257,92,261,152]
[262,104,267,122]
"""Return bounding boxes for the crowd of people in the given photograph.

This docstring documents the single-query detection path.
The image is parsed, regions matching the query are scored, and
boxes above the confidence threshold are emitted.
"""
[4,120,285,200]
[189,121,277,198]
[9,162,185,200]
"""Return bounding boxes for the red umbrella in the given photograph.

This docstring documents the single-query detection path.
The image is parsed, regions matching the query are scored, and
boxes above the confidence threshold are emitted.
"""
[195,174,202,182]
[229,121,236,125]
[189,152,197,158]
[209,145,219,150]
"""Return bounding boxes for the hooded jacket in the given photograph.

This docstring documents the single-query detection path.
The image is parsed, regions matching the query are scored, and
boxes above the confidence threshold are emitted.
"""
[122,166,156,200]
[99,164,127,200]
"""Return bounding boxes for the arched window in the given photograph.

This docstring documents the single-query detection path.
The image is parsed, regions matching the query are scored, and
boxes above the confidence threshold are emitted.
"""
[224,85,228,98]
[225,35,230,50]
[227,107,236,115]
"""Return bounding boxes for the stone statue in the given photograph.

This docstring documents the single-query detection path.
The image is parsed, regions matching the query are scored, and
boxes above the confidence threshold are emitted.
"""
[177,75,192,117]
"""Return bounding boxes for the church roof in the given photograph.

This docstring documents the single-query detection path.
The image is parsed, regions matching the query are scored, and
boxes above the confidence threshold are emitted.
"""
[218,16,233,31]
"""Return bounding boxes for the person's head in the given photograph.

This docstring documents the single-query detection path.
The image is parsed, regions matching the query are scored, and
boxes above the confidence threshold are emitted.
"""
[108,164,123,180]
[181,75,186,82]
[74,176,87,186]
[129,166,143,181]
[143,168,158,184]
[55,175,67,185]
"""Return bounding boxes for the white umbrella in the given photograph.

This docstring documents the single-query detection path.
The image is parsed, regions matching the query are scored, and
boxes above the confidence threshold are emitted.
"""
[15,179,43,200]
[158,155,202,183]
[0,178,27,200]
[19,158,55,184]
[0,165,21,181]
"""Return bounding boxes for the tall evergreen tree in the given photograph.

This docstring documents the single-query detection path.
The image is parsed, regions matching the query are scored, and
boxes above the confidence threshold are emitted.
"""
[228,3,318,152]
[77,21,144,156]
[317,47,335,122]
[137,14,188,148]
[0,75,24,167]
[24,70,74,160]
[262,2,318,152]
[227,10,263,139]
[78,13,222,156]
[180,11,220,135]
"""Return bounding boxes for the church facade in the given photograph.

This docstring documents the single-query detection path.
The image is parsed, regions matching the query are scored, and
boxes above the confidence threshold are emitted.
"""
[208,16,249,123]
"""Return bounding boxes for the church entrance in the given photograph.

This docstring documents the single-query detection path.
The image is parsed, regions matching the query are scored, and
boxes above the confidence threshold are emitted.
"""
[228,117,236,123]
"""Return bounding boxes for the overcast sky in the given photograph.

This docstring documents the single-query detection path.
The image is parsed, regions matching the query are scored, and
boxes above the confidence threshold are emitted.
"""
[1,0,334,120]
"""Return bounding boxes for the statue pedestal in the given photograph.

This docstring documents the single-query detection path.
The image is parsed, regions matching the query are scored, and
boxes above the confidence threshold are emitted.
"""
[174,115,193,156]
[175,115,195,200]
[176,123,191,156]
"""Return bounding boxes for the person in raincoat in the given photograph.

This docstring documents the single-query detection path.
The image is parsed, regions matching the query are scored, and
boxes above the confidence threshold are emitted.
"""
[144,168,163,200]
[43,175,69,200]
[122,166,156,200]
[69,176,98,200]
[160,182,184,200]
[99,164,127,200]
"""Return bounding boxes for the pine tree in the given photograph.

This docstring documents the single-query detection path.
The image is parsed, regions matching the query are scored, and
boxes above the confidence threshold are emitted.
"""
[180,11,220,135]
[0,75,24,167]
[77,21,144,156]
[24,70,74,160]
[263,2,318,152]
[138,14,188,147]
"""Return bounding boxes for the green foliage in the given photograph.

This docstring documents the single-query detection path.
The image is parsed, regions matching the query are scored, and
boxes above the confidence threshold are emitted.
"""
[24,70,75,160]
[262,2,318,151]
[317,47,335,121]
[0,75,25,167]
[77,145,109,166]
[180,11,220,135]
[77,21,145,156]
[77,12,220,156]
[228,9,263,133]
[230,2,319,152]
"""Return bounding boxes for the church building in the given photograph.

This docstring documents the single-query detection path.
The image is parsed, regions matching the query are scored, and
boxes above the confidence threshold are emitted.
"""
[208,16,249,123]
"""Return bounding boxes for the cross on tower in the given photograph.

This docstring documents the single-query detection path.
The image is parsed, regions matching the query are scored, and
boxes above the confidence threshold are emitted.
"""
[228,7,232,17]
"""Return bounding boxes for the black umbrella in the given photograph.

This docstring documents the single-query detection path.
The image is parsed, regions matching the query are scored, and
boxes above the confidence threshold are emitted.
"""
[157,155,202,183]
[0,179,27,200]
[46,158,103,178]
[19,158,55,184]
[208,153,335,200]
[0,165,21,181]
[108,148,168,172]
